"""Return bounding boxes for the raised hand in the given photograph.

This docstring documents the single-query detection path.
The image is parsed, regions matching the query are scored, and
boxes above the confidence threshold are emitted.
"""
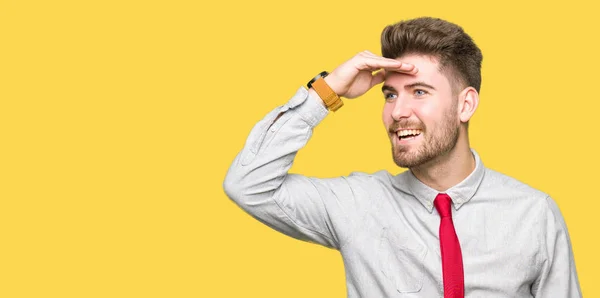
[324,50,418,99]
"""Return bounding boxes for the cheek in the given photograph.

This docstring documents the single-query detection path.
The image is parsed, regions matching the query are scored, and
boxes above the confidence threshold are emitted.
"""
[413,102,440,128]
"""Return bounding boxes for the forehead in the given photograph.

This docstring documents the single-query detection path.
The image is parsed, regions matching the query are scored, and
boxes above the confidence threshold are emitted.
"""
[384,54,450,89]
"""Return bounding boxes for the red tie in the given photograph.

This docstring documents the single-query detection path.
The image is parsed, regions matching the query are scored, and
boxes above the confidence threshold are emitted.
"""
[434,193,464,298]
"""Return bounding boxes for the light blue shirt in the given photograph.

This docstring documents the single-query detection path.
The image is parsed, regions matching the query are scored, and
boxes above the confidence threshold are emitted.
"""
[223,86,582,297]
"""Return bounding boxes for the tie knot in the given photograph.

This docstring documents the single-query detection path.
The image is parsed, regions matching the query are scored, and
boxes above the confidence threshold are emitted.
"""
[434,193,452,218]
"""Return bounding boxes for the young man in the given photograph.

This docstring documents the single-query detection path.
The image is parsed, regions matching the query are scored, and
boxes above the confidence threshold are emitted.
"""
[223,17,581,297]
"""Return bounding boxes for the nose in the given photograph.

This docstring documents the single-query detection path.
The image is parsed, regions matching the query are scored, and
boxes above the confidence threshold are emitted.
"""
[391,96,412,121]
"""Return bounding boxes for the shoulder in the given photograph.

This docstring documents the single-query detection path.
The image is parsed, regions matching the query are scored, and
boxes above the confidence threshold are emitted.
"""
[476,167,559,228]
[340,169,394,189]
[324,169,403,198]
[481,167,549,202]
[481,167,567,234]
[484,166,572,217]
[346,169,405,189]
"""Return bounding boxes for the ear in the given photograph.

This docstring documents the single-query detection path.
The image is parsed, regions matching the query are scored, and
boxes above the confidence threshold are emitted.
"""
[458,87,479,123]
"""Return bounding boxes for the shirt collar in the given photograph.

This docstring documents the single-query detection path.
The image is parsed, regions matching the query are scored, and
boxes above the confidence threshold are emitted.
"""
[392,148,486,213]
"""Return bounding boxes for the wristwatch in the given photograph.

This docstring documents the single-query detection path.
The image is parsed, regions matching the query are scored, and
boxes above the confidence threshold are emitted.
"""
[307,71,344,112]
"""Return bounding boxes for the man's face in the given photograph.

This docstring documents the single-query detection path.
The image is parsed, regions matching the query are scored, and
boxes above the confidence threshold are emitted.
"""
[382,54,461,168]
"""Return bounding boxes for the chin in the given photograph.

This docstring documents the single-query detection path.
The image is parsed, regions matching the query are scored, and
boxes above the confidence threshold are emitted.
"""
[392,151,422,168]
[393,158,421,169]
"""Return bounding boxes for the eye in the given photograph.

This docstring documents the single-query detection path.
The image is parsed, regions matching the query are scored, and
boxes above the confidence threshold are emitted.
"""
[384,93,397,101]
[414,89,428,97]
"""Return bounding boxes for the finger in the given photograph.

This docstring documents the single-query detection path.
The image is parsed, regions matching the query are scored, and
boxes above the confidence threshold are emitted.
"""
[358,57,418,75]
[357,57,403,71]
[386,62,419,74]
[370,70,386,88]
[360,50,397,63]
[357,52,419,74]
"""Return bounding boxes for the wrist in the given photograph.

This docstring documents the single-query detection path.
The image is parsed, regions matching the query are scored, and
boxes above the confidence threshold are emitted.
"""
[323,75,343,97]
[306,71,344,112]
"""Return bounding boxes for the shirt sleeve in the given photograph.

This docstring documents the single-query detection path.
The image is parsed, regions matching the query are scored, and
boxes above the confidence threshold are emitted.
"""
[222,86,360,250]
[531,196,582,297]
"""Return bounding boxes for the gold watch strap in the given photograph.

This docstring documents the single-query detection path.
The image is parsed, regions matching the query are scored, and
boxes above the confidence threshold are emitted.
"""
[311,77,343,112]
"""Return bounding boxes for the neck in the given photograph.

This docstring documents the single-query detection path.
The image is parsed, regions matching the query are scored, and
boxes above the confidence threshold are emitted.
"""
[409,131,475,192]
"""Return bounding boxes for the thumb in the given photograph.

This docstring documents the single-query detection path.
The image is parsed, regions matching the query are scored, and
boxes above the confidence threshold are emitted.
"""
[370,70,386,88]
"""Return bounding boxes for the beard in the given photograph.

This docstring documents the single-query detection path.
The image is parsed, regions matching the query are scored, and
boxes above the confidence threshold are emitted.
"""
[390,105,460,169]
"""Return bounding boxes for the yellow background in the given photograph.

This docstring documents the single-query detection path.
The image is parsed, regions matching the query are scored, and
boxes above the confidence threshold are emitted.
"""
[1,0,598,297]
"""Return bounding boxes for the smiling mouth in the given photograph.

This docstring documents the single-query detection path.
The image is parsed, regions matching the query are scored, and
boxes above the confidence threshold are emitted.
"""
[396,129,422,141]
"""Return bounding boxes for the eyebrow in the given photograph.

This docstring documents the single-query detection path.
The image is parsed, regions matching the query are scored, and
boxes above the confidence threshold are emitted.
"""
[381,81,437,93]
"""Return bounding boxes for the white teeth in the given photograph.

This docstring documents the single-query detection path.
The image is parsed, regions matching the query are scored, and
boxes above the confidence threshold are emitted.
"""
[396,129,422,137]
